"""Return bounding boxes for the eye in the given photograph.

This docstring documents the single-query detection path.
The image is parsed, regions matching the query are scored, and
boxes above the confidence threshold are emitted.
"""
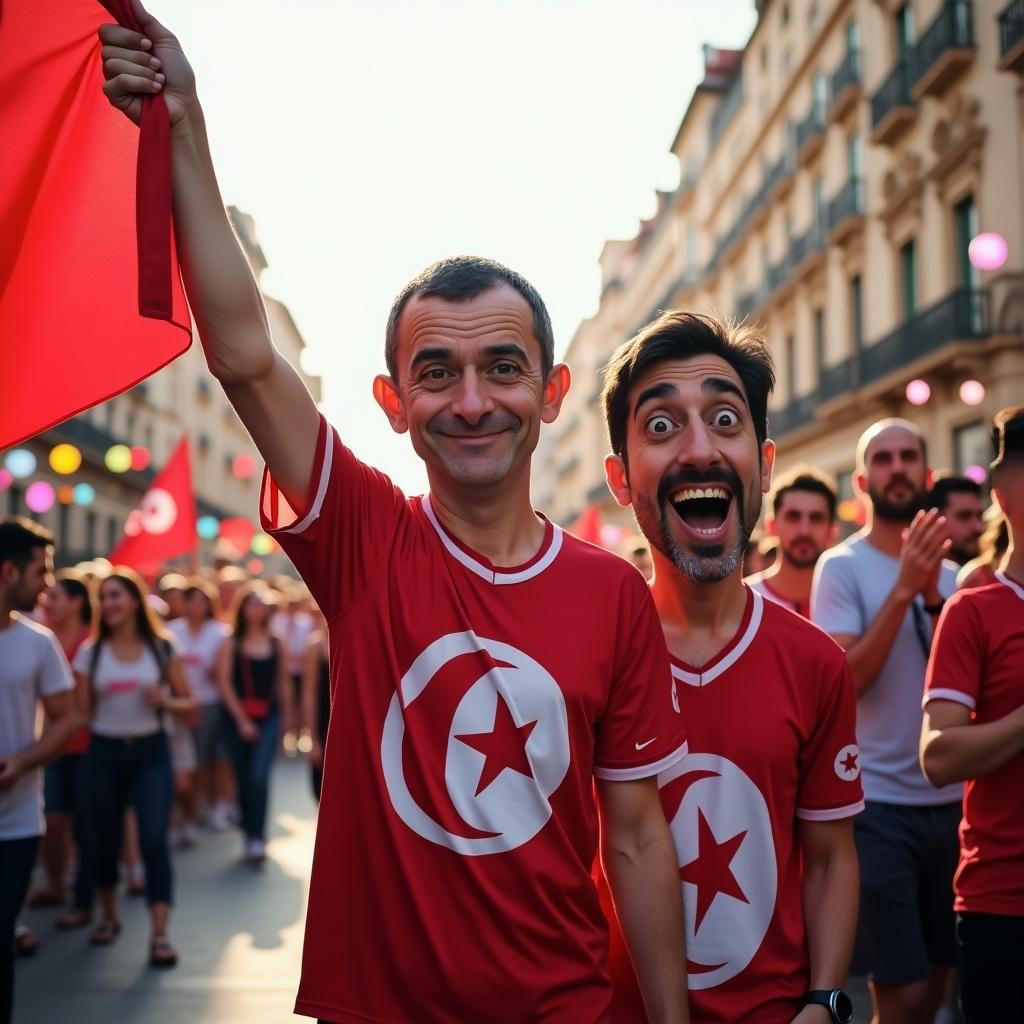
[712,409,739,428]
[492,361,520,377]
[423,367,452,382]
[646,415,676,437]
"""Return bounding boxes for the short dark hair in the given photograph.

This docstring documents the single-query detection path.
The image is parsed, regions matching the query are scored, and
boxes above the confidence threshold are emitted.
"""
[769,465,838,520]
[55,570,93,627]
[928,474,983,512]
[0,516,55,572]
[602,311,775,458]
[384,256,555,381]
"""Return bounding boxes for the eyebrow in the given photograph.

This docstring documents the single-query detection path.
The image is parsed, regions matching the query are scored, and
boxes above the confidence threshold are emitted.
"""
[633,382,678,418]
[632,376,749,418]
[409,342,531,370]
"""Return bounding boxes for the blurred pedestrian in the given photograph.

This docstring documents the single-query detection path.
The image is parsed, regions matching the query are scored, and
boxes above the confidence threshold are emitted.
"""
[167,581,231,833]
[920,407,1024,1023]
[31,572,97,930]
[624,543,654,580]
[927,475,985,567]
[216,583,292,864]
[73,569,196,968]
[812,419,960,1024]
[272,586,314,756]
[300,609,330,802]
[957,503,1007,591]
[746,465,838,617]
[0,519,79,1024]
[157,573,189,621]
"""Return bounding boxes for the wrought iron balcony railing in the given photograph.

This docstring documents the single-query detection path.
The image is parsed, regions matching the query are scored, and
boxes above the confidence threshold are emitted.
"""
[1000,0,1024,59]
[795,105,826,155]
[912,1,974,88]
[827,177,865,232]
[871,61,914,129]
[829,49,861,111]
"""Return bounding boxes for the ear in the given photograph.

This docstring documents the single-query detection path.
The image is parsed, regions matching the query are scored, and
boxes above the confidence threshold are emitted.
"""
[373,375,408,434]
[764,514,779,539]
[760,439,776,494]
[540,364,571,424]
[604,453,633,509]
[924,467,935,490]
[853,470,868,497]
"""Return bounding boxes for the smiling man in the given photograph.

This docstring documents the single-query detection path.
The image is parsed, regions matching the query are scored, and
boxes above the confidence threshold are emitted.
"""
[599,313,862,1024]
[98,7,689,1023]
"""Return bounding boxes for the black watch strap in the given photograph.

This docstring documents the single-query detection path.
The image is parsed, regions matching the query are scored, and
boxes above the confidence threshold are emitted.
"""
[804,989,853,1024]
[923,597,946,614]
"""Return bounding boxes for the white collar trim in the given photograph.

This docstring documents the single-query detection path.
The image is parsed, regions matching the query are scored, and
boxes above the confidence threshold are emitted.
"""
[670,588,764,688]
[421,495,563,586]
[996,571,1024,602]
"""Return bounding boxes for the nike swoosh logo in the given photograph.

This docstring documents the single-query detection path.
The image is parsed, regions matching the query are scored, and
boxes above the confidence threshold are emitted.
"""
[634,738,657,751]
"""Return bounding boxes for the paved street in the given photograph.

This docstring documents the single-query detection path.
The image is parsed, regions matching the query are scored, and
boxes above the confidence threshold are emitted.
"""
[15,758,318,1024]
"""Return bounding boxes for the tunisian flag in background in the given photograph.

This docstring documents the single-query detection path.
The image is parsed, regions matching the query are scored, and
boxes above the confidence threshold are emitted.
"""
[0,0,192,449]
[110,437,196,576]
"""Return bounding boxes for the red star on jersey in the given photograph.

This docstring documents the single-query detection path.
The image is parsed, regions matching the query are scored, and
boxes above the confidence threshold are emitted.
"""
[456,693,539,796]
[840,751,859,775]
[679,809,750,932]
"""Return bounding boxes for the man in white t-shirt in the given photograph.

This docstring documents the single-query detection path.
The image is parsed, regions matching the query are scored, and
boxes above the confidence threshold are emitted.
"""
[0,518,79,1024]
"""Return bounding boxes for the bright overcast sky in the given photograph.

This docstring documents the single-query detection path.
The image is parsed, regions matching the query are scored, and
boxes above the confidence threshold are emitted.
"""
[160,0,756,495]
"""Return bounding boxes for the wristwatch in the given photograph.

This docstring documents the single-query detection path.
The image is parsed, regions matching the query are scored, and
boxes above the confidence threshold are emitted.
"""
[804,989,853,1023]
[922,597,946,614]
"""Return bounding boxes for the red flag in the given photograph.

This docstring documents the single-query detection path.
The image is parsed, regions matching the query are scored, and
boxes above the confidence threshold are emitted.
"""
[110,437,196,575]
[0,0,191,450]
[570,504,603,545]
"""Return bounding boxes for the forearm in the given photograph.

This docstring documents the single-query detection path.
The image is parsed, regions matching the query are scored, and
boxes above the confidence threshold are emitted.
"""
[802,843,858,991]
[845,589,913,696]
[163,693,198,716]
[18,715,80,773]
[922,707,1024,786]
[605,831,689,1024]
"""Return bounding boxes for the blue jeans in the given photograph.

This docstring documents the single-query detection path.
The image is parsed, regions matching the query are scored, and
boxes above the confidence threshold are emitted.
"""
[44,752,95,911]
[0,836,39,1024]
[86,732,174,905]
[222,710,279,841]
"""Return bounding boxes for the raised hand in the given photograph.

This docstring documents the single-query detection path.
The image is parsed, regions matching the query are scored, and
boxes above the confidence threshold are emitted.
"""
[896,508,950,602]
[99,0,195,127]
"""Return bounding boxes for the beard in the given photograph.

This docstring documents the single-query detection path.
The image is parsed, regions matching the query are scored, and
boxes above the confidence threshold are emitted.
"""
[781,539,825,569]
[868,478,926,522]
[634,466,762,584]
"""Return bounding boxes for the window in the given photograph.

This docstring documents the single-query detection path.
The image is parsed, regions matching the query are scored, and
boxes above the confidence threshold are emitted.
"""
[58,503,70,550]
[846,19,860,52]
[953,420,989,475]
[812,73,827,120]
[896,4,915,62]
[108,516,119,552]
[954,194,979,289]
[850,275,864,349]
[813,177,826,236]
[785,334,797,399]
[847,133,863,179]
[814,309,826,377]
[8,486,22,516]
[901,240,917,317]
[125,411,136,445]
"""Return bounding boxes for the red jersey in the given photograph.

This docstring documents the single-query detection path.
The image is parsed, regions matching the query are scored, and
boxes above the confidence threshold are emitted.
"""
[261,418,688,1024]
[745,574,807,618]
[604,590,863,1024]
[63,630,91,756]
[923,571,1024,916]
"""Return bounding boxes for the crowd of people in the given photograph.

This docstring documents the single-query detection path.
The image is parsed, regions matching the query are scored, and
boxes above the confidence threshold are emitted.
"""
[0,534,330,1022]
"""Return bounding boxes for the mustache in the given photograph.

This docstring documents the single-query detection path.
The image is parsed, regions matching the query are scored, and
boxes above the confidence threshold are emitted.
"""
[657,467,744,509]
[427,412,522,437]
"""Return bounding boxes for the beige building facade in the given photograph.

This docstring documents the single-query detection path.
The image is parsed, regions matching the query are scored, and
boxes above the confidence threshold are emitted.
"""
[536,0,1024,527]
[6,208,321,571]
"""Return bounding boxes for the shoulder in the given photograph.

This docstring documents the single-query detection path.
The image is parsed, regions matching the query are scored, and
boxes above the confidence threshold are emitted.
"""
[12,613,59,646]
[759,596,847,665]
[944,582,1003,619]
[818,537,862,570]
[557,530,644,586]
[166,618,185,638]
[156,631,185,657]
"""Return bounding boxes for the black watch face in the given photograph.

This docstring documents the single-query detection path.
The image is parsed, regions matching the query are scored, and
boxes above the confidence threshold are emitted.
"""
[833,990,854,1022]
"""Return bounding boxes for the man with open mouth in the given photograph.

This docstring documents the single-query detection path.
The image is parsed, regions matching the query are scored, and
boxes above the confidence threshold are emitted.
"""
[598,311,862,1024]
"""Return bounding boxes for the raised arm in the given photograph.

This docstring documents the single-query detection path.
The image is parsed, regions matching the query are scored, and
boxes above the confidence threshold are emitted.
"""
[99,2,319,506]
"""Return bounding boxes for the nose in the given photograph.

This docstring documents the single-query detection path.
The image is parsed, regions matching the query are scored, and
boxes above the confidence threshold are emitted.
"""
[674,418,720,470]
[449,370,494,426]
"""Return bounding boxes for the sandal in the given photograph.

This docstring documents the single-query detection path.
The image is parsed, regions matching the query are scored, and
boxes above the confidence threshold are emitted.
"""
[14,924,38,958]
[149,935,178,968]
[89,919,122,946]
[56,908,91,931]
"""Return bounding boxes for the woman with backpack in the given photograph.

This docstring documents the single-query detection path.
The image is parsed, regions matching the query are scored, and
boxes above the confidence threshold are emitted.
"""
[72,569,196,968]
[216,583,292,865]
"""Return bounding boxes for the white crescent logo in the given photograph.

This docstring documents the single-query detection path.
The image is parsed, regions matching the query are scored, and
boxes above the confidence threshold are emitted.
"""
[124,488,178,538]
[660,753,777,989]
[381,631,570,856]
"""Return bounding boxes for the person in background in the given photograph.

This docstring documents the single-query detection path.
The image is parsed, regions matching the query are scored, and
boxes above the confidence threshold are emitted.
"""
[30,572,97,931]
[625,543,654,580]
[812,420,960,1024]
[927,475,985,568]
[168,581,231,833]
[215,566,246,620]
[216,583,292,864]
[272,586,314,756]
[157,574,189,622]
[920,407,1024,1023]
[0,519,79,1024]
[73,569,196,968]
[746,465,838,618]
[744,529,776,576]
[957,503,1007,591]
[300,607,330,802]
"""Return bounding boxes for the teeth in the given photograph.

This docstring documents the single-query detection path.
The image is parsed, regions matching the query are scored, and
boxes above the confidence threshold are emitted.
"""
[670,487,730,502]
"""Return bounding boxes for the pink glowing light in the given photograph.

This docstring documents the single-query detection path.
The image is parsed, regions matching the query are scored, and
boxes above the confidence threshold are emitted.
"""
[964,465,987,485]
[25,481,55,514]
[905,379,931,406]
[0,469,11,492]
[968,232,1008,272]
[959,380,985,406]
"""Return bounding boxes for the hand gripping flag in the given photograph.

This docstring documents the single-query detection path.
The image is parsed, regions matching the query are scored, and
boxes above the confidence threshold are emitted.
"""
[0,0,191,450]
[110,436,196,576]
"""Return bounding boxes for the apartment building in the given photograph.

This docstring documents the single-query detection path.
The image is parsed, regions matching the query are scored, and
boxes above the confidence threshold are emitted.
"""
[536,0,1024,528]
[5,208,321,570]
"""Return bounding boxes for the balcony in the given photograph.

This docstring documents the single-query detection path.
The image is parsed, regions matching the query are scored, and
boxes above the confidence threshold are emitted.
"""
[817,357,857,403]
[790,223,826,279]
[911,1,975,99]
[735,283,769,324]
[767,252,793,296]
[709,72,744,150]
[862,287,991,386]
[826,177,865,245]
[871,62,916,146]
[795,106,827,166]
[765,148,796,203]
[828,49,862,123]
[770,391,818,437]
[998,0,1024,72]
